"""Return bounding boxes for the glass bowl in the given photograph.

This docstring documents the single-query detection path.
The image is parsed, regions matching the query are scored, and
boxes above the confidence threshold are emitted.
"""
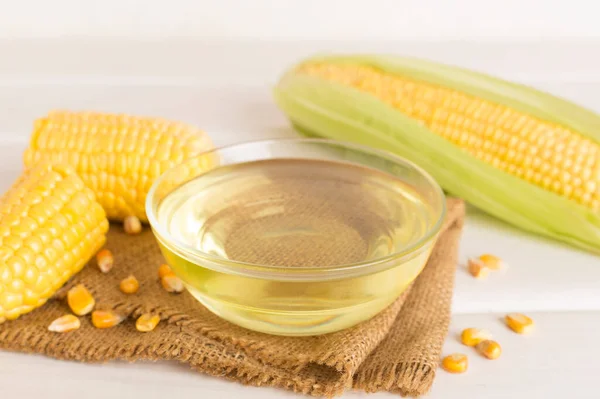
[146,138,446,336]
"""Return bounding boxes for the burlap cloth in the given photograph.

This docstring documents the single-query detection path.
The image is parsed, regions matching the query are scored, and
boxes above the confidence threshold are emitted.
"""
[0,198,464,397]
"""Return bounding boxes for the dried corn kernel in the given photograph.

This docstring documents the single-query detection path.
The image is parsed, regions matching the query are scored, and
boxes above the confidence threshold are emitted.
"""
[158,264,174,279]
[123,215,142,235]
[48,314,81,333]
[505,313,534,334]
[475,340,502,360]
[119,275,139,294]
[467,258,489,279]
[441,353,468,374]
[96,249,114,273]
[136,313,160,332]
[479,254,504,270]
[67,284,95,316]
[461,328,493,347]
[91,310,125,329]
[161,274,184,293]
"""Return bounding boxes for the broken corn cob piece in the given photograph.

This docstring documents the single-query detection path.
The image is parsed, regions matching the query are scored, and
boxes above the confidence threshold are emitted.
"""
[23,110,214,222]
[274,56,600,253]
[0,163,108,324]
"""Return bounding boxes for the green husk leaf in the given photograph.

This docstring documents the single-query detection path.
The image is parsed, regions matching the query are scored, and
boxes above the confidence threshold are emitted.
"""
[273,65,600,254]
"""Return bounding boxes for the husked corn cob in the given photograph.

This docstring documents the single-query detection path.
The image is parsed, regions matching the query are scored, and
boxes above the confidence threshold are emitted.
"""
[274,56,600,252]
[0,163,108,323]
[24,111,214,222]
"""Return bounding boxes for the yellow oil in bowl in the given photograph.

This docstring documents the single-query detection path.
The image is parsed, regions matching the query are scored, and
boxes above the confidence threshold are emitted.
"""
[147,139,445,336]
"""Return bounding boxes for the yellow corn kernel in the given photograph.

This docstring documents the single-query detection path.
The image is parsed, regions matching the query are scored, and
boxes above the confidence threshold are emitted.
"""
[161,274,184,293]
[48,314,81,333]
[96,249,114,273]
[136,313,160,332]
[467,258,489,279]
[297,63,600,212]
[119,275,139,294]
[23,111,214,221]
[0,163,107,323]
[479,254,504,270]
[505,313,534,334]
[441,353,468,374]
[67,284,95,316]
[461,328,493,347]
[91,310,125,329]
[475,340,502,360]
[158,264,174,279]
[123,215,142,235]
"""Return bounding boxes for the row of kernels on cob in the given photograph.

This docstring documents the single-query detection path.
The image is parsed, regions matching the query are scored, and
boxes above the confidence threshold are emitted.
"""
[1,111,212,323]
[24,110,214,221]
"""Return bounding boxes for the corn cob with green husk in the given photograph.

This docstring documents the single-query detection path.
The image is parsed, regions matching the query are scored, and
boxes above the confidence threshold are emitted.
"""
[273,55,600,253]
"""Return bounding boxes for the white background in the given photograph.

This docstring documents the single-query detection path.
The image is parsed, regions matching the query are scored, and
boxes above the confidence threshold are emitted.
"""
[1,2,599,398]
[1,0,600,39]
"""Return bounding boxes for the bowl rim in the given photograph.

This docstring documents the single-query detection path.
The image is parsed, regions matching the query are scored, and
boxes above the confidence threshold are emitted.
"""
[145,137,447,276]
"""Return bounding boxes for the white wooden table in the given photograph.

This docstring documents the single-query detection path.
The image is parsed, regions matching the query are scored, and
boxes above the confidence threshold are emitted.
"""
[0,39,598,398]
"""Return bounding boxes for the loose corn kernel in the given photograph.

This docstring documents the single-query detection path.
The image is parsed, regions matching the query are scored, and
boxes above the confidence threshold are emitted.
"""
[476,340,502,360]
[158,264,173,279]
[467,258,489,279]
[48,314,81,333]
[441,354,468,374]
[123,215,142,235]
[161,274,184,293]
[67,284,95,316]
[91,310,125,329]
[96,249,114,273]
[479,254,504,270]
[505,313,534,334]
[461,328,493,347]
[136,313,160,332]
[119,275,139,294]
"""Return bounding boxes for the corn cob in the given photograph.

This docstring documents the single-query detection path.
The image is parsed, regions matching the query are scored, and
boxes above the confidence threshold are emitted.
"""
[23,111,214,222]
[0,163,108,323]
[274,56,600,253]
